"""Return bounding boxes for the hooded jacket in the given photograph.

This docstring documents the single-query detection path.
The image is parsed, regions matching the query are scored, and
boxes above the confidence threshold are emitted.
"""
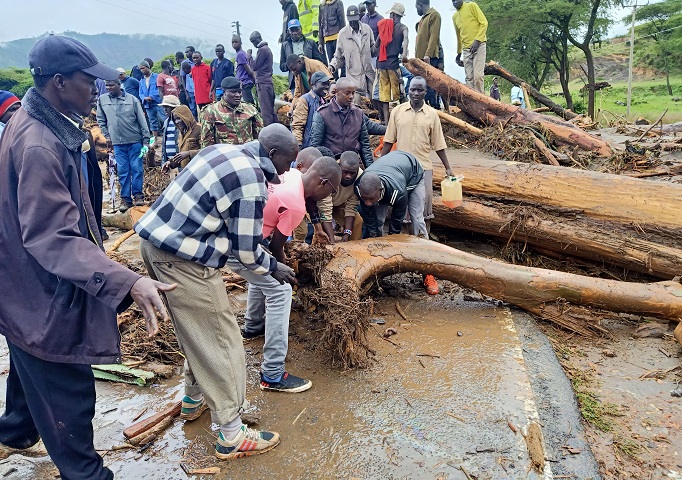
[0,88,140,364]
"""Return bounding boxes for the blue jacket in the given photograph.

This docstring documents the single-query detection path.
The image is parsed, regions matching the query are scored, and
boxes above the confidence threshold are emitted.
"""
[138,73,163,108]
[301,91,323,148]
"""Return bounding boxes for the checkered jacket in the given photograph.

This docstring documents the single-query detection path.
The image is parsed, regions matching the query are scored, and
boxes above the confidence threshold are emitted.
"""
[134,141,278,274]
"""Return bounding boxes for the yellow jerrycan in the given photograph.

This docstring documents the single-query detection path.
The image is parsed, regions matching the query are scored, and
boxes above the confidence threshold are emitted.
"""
[441,176,463,208]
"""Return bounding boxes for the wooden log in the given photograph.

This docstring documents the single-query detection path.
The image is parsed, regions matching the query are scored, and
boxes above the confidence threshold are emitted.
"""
[406,59,612,156]
[661,121,682,134]
[532,137,560,166]
[323,236,682,336]
[428,154,682,230]
[436,110,482,137]
[483,62,578,120]
[108,230,136,252]
[431,196,682,279]
[123,401,181,440]
[127,416,173,446]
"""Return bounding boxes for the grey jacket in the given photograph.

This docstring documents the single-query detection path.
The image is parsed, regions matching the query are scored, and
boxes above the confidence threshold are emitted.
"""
[97,91,150,146]
[0,88,140,364]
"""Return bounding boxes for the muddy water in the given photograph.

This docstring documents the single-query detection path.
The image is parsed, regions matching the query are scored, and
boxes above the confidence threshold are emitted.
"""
[0,296,552,480]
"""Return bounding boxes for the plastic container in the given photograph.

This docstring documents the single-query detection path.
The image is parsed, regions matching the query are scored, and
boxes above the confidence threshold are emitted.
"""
[441,176,463,208]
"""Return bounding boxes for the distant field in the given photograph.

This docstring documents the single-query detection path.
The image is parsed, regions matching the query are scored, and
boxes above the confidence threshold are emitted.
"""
[543,76,682,124]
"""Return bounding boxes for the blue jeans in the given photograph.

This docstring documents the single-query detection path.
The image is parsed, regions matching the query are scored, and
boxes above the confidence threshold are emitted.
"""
[225,257,292,379]
[187,92,197,118]
[145,104,167,132]
[113,143,143,203]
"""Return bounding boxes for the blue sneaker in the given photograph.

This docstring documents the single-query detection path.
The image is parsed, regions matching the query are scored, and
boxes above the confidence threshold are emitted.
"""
[215,425,280,460]
[180,395,208,421]
[259,372,312,393]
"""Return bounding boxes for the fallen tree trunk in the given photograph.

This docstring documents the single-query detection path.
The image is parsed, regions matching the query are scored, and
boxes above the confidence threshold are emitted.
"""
[305,237,682,366]
[661,121,682,134]
[428,155,682,230]
[436,110,482,137]
[484,61,577,120]
[431,196,682,279]
[405,59,612,156]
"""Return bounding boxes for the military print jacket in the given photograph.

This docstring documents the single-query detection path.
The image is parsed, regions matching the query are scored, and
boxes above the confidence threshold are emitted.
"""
[199,99,264,148]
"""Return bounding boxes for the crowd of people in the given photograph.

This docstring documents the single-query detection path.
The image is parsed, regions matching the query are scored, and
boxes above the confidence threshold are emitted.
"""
[0,1,510,478]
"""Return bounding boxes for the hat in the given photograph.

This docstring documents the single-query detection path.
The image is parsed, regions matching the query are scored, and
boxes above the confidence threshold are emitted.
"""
[116,67,126,74]
[221,77,241,90]
[139,60,150,68]
[347,5,361,20]
[386,2,405,16]
[310,71,331,85]
[287,19,302,30]
[0,91,20,118]
[28,35,119,80]
[159,95,181,107]
[363,0,376,4]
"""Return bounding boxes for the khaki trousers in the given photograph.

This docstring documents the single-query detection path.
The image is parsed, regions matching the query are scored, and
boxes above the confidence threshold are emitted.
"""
[332,206,364,241]
[462,42,486,94]
[140,239,247,425]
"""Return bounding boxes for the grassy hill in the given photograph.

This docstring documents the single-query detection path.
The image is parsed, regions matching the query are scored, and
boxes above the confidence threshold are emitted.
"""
[0,31,215,70]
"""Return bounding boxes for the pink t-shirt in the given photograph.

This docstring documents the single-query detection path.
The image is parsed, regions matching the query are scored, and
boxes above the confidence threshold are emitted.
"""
[262,170,306,238]
[157,73,179,97]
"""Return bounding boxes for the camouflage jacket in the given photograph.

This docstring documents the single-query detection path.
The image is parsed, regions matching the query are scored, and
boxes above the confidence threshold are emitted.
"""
[199,100,263,148]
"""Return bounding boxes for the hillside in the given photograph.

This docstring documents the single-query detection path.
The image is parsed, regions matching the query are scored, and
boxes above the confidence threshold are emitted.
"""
[0,31,217,70]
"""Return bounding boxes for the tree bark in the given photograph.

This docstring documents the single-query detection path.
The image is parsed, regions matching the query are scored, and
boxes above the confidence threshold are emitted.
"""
[429,156,682,230]
[484,61,577,120]
[431,196,682,279]
[405,59,612,156]
[436,110,482,137]
[321,236,682,338]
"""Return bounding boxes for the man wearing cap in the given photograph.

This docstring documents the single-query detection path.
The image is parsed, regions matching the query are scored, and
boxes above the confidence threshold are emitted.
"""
[159,95,181,166]
[280,0,300,43]
[117,67,140,99]
[138,60,166,137]
[453,0,488,94]
[199,77,263,148]
[291,70,330,147]
[376,3,409,122]
[361,0,383,40]
[0,91,20,139]
[318,0,347,78]
[249,32,277,126]
[279,18,327,90]
[329,5,376,104]
[0,34,173,480]
[97,77,151,211]
[285,54,332,103]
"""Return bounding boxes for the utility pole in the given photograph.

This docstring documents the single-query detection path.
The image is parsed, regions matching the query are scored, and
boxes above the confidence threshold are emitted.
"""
[231,21,241,38]
[627,4,637,118]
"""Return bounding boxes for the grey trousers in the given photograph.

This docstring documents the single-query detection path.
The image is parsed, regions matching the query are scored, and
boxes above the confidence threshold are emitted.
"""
[375,176,428,237]
[140,240,247,425]
[225,257,292,379]
[463,42,487,94]
[256,82,277,126]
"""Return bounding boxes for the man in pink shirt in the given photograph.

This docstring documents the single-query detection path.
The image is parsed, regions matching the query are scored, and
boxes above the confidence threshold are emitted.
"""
[225,155,341,392]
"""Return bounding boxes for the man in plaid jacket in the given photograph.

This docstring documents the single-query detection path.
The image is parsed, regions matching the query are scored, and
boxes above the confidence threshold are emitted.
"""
[135,123,299,460]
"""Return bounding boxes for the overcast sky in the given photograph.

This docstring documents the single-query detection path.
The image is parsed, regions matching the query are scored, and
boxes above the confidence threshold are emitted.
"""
[2,0,631,82]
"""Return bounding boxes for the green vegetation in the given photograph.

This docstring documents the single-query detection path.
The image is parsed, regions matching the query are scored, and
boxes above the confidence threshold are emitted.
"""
[0,67,33,97]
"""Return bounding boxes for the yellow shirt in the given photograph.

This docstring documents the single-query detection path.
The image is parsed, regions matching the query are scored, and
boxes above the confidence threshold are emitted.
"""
[453,2,488,54]
[384,102,447,171]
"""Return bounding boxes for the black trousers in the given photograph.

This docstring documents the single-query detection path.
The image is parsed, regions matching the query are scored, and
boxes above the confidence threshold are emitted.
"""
[325,40,344,79]
[0,341,112,480]
[242,84,255,104]
[425,57,441,110]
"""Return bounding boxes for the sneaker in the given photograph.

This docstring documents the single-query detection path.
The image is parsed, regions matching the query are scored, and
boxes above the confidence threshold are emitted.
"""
[215,425,280,460]
[424,275,439,295]
[133,194,146,206]
[0,439,47,461]
[180,395,208,421]
[119,200,133,213]
[241,326,265,340]
[260,372,312,393]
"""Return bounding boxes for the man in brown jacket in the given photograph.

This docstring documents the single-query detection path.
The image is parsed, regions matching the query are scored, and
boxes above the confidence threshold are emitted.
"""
[0,35,173,480]
[285,54,332,102]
